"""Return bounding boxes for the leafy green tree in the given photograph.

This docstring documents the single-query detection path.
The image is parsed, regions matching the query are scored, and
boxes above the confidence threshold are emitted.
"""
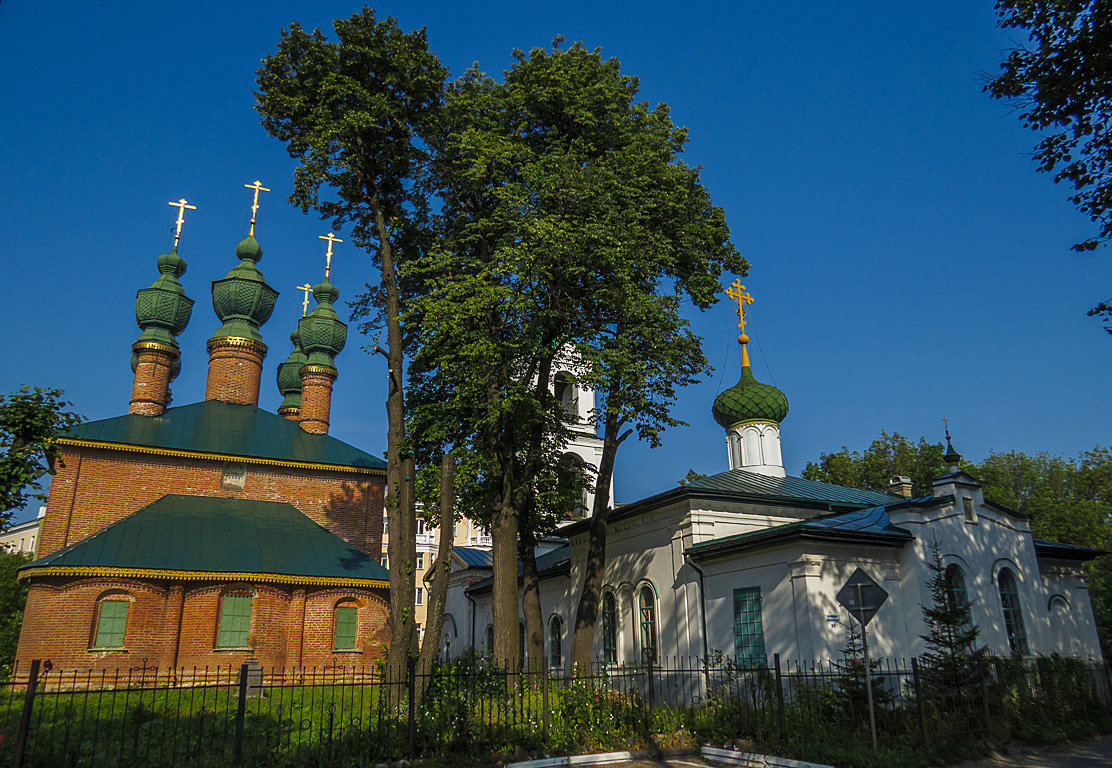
[918,539,989,698]
[256,6,448,690]
[0,552,30,681]
[406,42,742,669]
[1,387,84,521]
[985,1,1112,328]
[801,431,947,497]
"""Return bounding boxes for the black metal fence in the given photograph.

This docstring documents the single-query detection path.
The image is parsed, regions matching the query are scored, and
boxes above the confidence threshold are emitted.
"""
[0,653,1107,768]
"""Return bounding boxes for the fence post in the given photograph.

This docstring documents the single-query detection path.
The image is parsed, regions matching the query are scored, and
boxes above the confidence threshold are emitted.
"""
[646,654,655,720]
[911,657,929,746]
[12,659,41,768]
[542,660,550,744]
[407,655,416,758]
[773,653,785,743]
[233,663,248,766]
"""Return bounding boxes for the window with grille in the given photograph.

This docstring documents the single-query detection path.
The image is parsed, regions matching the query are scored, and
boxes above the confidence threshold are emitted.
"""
[639,586,657,663]
[733,587,766,667]
[92,600,129,648]
[602,591,618,664]
[998,569,1028,654]
[216,594,252,648]
[549,615,563,669]
[334,604,358,650]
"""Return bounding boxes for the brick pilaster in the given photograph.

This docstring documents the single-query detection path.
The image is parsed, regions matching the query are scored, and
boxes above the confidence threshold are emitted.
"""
[205,337,267,407]
[288,588,307,669]
[129,343,179,416]
[298,366,336,435]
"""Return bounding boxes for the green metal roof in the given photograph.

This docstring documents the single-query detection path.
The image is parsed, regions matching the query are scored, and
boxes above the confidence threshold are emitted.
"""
[687,504,914,560]
[22,495,389,582]
[62,400,384,471]
[684,470,900,507]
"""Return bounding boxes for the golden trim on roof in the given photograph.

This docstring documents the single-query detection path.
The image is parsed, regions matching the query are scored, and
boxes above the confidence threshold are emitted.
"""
[19,565,388,589]
[53,437,385,475]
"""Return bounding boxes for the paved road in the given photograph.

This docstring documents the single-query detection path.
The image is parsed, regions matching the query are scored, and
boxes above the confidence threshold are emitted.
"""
[953,736,1112,768]
[611,737,1112,768]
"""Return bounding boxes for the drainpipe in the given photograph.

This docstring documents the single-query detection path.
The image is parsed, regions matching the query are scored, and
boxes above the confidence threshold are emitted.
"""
[683,554,709,659]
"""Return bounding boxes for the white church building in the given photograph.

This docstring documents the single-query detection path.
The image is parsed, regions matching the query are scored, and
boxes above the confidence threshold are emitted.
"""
[440,293,1105,669]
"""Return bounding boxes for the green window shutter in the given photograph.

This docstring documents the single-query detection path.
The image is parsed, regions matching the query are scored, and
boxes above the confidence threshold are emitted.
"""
[93,600,129,648]
[334,605,358,650]
[216,595,252,648]
[733,587,766,668]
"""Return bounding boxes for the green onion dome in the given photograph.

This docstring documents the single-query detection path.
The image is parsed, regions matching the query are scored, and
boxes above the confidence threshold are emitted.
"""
[297,279,347,371]
[209,235,279,343]
[132,247,194,378]
[712,346,789,429]
[277,328,308,413]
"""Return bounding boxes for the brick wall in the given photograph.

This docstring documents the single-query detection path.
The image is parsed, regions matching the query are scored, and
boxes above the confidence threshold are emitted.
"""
[16,576,390,672]
[39,446,385,557]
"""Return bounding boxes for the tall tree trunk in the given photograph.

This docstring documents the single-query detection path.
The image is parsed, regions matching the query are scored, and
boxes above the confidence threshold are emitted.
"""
[416,454,455,700]
[491,477,520,669]
[519,525,545,674]
[569,405,630,673]
[374,194,416,707]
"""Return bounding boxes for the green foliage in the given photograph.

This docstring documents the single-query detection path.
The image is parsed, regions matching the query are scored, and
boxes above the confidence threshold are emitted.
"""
[0,386,83,517]
[835,620,892,721]
[405,41,742,527]
[255,7,446,266]
[0,551,29,681]
[678,468,708,486]
[918,539,989,707]
[986,2,1112,328]
[801,431,947,497]
[987,3,1112,253]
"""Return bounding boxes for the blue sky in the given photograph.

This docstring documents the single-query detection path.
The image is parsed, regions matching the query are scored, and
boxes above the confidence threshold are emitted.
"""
[2,2,1109,519]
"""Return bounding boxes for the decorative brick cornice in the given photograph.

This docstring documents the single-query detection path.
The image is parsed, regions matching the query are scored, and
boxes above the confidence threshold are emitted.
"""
[53,437,385,476]
[19,565,389,589]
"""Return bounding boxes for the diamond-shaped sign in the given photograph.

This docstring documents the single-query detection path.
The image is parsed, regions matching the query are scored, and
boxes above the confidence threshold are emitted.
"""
[836,568,888,626]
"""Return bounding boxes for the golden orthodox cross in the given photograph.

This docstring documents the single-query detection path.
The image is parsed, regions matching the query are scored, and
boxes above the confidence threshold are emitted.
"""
[318,232,343,278]
[296,283,313,316]
[942,416,952,441]
[167,198,196,249]
[724,278,754,335]
[244,180,270,237]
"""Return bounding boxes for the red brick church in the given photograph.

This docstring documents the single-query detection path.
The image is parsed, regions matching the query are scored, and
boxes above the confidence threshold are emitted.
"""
[15,201,390,672]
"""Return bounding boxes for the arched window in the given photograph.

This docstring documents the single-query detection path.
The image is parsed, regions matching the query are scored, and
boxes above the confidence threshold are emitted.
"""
[638,586,657,663]
[333,601,359,650]
[92,592,131,649]
[602,591,618,665]
[485,624,494,654]
[548,615,563,669]
[554,372,578,420]
[998,569,1028,655]
[944,564,973,632]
